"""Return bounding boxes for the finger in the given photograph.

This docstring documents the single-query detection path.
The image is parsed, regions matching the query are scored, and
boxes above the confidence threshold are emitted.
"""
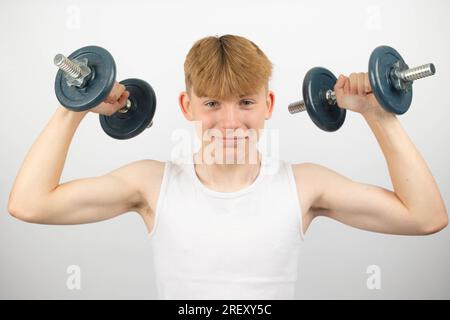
[112,83,126,102]
[334,75,346,92]
[357,73,365,95]
[112,91,130,112]
[117,90,130,109]
[105,82,126,104]
[334,75,348,107]
[349,73,358,95]
[334,75,346,99]
[343,76,350,94]
[364,73,372,93]
[105,84,120,104]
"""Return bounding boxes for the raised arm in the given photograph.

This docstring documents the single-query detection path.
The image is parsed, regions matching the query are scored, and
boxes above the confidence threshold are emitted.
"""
[294,73,447,236]
[7,83,163,225]
[294,162,446,236]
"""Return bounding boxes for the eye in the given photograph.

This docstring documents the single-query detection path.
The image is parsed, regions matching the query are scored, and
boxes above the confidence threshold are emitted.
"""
[205,101,219,108]
[241,100,254,106]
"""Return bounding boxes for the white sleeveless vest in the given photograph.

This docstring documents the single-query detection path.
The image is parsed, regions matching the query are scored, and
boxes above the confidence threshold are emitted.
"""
[148,153,305,299]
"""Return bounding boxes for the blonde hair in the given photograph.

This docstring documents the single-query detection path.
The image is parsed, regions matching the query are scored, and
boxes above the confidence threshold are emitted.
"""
[184,34,273,100]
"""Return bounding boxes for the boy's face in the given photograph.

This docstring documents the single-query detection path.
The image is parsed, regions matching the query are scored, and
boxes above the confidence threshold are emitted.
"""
[178,85,275,160]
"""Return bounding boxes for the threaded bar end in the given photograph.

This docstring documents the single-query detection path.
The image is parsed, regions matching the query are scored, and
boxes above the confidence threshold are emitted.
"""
[399,63,436,82]
[54,54,82,79]
[288,101,306,114]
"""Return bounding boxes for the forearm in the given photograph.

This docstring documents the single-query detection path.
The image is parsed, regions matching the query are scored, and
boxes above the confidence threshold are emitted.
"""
[363,111,447,225]
[9,106,88,205]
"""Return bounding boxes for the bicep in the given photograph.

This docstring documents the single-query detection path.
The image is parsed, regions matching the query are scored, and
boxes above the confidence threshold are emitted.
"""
[35,161,151,225]
[307,163,423,235]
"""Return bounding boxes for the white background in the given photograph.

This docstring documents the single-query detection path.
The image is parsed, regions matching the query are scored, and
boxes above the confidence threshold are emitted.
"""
[0,0,449,299]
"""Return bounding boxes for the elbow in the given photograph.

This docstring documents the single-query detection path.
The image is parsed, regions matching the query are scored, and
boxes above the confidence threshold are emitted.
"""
[420,212,448,235]
[7,200,43,224]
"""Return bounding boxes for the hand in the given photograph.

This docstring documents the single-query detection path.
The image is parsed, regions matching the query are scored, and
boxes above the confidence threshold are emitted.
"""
[89,82,130,116]
[334,72,389,118]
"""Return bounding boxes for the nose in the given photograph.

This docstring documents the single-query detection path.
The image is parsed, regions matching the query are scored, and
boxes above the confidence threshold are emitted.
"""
[220,105,241,129]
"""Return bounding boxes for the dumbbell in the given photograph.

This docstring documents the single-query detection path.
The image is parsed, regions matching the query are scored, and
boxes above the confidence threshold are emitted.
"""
[288,45,436,132]
[54,46,156,139]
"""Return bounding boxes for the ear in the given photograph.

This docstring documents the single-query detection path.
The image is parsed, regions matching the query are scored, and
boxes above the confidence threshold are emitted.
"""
[265,90,275,120]
[179,91,194,121]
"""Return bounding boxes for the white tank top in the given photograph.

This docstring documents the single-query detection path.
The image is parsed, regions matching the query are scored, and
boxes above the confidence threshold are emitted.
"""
[148,153,305,299]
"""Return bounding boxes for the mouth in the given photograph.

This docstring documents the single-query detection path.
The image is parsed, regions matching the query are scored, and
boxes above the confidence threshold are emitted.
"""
[211,136,249,148]
[214,137,248,141]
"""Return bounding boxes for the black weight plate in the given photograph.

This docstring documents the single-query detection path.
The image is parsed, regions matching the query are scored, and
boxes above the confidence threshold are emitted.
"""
[368,45,412,114]
[99,78,156,140]
[55,46,116,111]
[302,67,345,132]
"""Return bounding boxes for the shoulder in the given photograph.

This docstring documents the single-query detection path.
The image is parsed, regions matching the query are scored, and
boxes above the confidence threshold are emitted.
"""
[291,162,323,196]
[291,162,325,183]
[290,162,334,213]
[291,161,353,211]
[289,162,332,234]
[113,159,166,214]
[133,159,166,173]
[291,162,336,183]
[132,159,167,192]
[112,159,166,182]
[292,162,350,188]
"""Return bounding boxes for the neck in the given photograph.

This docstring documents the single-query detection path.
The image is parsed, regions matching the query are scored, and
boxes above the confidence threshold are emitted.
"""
[193,150,263,192]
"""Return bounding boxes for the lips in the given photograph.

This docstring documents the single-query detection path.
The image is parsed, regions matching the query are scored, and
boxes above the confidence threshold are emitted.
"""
[215,137,248,140]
